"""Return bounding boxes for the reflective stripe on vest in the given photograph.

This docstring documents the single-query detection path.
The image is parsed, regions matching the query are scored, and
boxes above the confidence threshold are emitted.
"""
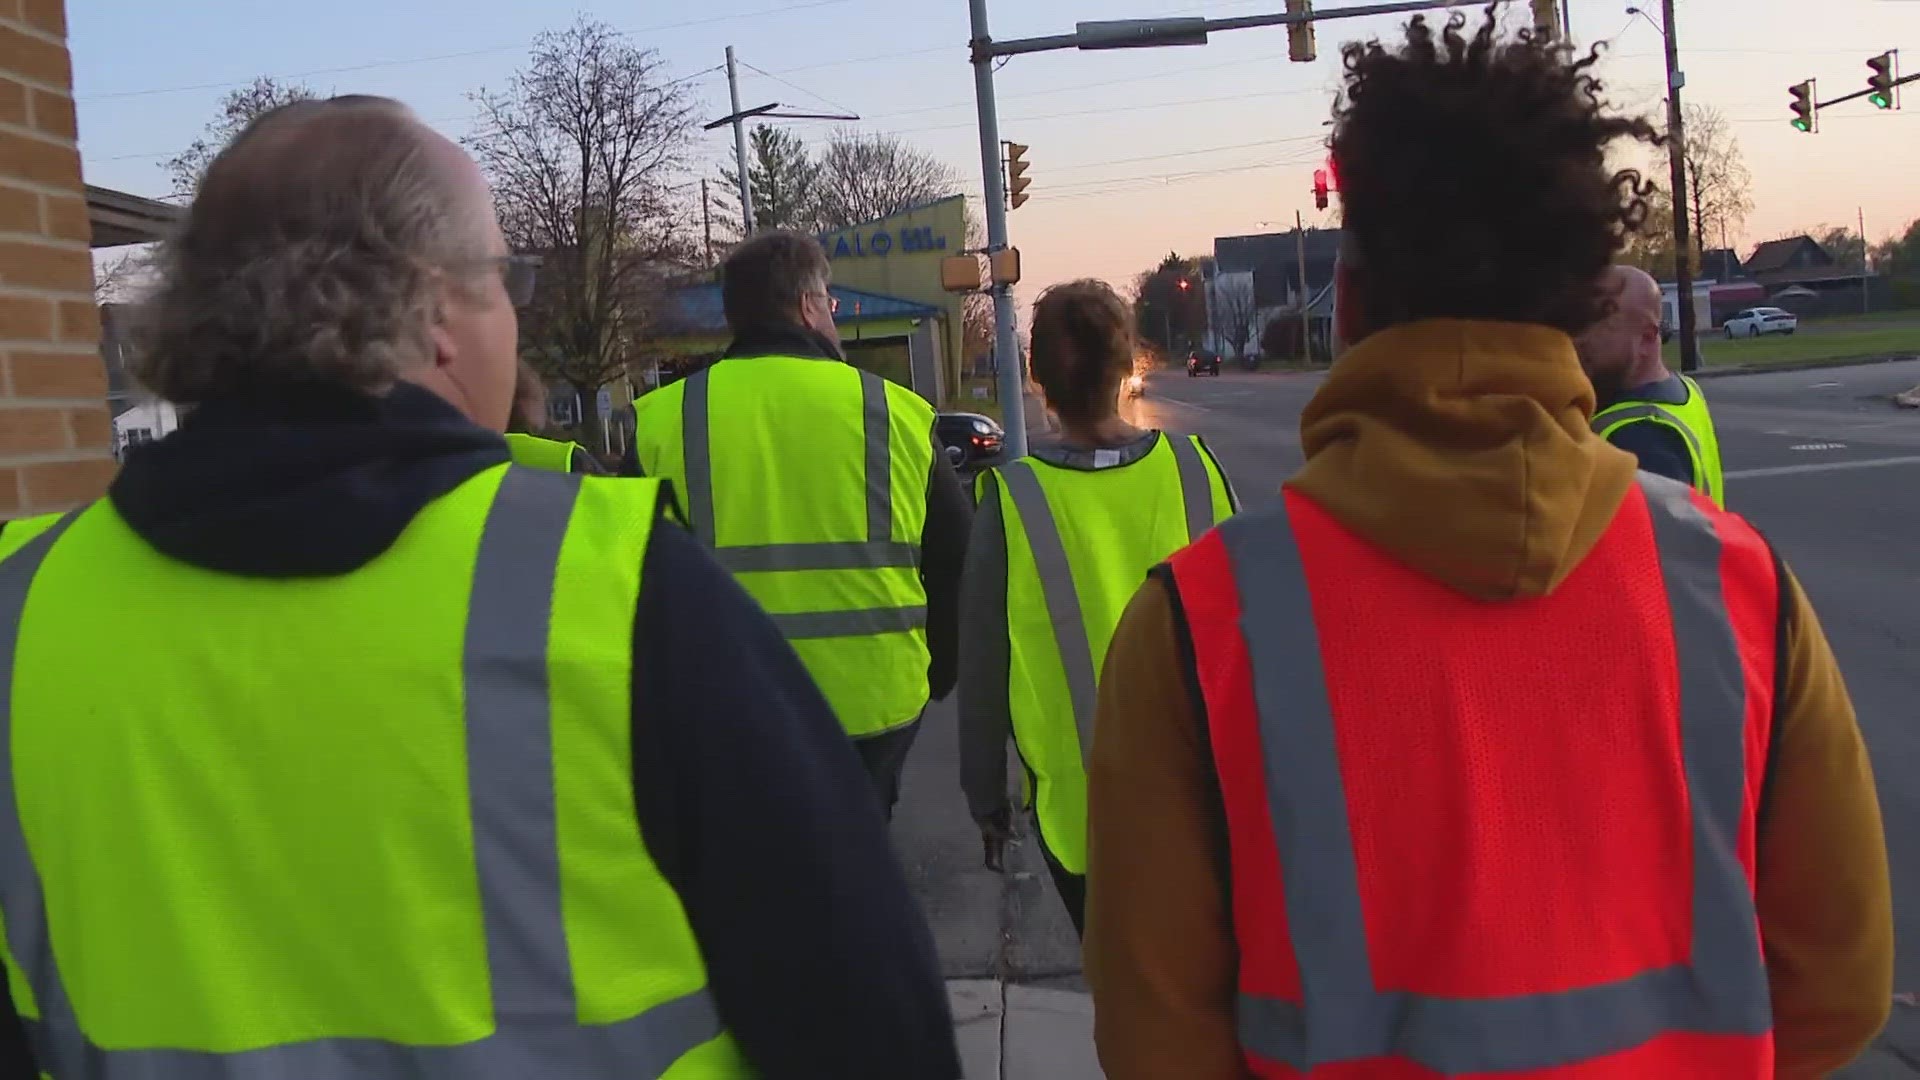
[0,470,728,1079]
[998,435,1222,764]
[1202,473,1769,1075]
[680,364,920,574]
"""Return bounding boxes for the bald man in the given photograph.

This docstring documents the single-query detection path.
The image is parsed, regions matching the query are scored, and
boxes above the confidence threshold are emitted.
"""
[0,94,958,1078]
[1576,265,1726,504]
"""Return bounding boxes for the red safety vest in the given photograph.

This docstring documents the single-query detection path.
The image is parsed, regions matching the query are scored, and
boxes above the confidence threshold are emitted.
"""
[1166,473,1778,1078]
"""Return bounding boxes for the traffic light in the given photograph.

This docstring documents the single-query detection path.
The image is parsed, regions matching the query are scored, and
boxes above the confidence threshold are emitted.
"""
[1530,0,1559,42]
[1312,169,1330,211]
[1867,51,1897,110]
[1003,142,1031,210]
[1285,0,1315,63]
[1788,80,1816,133]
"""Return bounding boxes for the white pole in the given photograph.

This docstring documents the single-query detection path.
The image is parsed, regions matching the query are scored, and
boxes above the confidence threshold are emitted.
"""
[726,46,756,235]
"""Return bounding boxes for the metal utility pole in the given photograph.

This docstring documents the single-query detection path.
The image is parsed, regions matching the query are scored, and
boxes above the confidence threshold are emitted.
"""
[724,46,756,236]
[1661,0,1699,372]
[1296,210,1312,362]
[701,179,715,268]
[970,0,1029,458]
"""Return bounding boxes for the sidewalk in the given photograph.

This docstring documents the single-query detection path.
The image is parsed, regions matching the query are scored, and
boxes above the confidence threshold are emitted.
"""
[950,979,1104,1080]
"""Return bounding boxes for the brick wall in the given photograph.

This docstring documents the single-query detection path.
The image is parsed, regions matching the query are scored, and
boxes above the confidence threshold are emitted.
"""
[0,0,113,521]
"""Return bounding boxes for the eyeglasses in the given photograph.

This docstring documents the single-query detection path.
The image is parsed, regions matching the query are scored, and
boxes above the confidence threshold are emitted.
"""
[812,289,840,315]
[452,254,542,308]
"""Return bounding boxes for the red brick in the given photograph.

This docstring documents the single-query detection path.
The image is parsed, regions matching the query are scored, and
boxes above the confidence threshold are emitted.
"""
[0,129,81,186]
[53,298,96,343]
[19,0,66,37]
[41,193,86,242]
[0,295,52,339]
[0,467,20,517]
[28,87,75,142]
[5,348,105,399]
[19,456,114,510]
[0,404,69,453]
[0,240,91,292]
[0,184,37,233]
[0,78,26,127]
[0,25,70,89]
[65,404,108,448]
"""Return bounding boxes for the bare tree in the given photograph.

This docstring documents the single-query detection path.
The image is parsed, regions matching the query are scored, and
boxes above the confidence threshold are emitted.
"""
[1211,273,1258,359]
[1681,104,1752,258]
[165,76,316,199]
[466,16,698,447]
[814,130,959,231]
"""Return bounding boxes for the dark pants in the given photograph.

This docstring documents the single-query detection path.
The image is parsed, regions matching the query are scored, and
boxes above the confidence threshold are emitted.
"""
[1038,829,1087,937]
[853,715,922,821]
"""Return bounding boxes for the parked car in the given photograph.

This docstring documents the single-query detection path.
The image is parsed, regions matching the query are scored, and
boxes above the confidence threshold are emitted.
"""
[1186,349,1222,377]
[934,411,1005,471]
[1722,307,1798,339]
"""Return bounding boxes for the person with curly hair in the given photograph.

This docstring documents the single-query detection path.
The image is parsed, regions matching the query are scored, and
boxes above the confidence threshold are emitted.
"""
[1083,8,1890,1078]
[957,279,1236,934]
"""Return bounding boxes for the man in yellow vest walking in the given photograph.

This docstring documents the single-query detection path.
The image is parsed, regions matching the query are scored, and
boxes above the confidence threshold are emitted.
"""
[1577,265,1726,505]
[506,359,606,474]
[0,95,958,1079]
[628,231,972,818]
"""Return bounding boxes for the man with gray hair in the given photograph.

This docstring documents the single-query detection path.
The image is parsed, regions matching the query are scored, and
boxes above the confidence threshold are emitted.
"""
[0,96,958,1078]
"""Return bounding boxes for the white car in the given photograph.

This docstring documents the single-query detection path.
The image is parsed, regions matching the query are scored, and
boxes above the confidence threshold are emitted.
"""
[1723,307,1798,339]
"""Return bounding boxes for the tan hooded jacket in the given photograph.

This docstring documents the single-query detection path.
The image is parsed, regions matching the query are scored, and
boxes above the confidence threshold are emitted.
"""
[1084,320,1891,1080]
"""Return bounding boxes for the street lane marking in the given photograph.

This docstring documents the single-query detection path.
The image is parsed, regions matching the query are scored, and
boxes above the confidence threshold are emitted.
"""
[1727,455,1920,480]
[1789,442,1847,451]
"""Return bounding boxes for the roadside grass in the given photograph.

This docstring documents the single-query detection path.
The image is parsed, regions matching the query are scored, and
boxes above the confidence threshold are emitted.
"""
[1802,307,1920,327]
[1664,327,1920,369]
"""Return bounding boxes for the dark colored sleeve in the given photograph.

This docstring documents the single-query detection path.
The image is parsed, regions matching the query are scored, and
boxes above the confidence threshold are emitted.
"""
[570,447,610,476]
[619,413,644,478]
[957,471,1014,825]
[919,442,973,702]
[631,521,960,1079]
[1604,420,1695,488]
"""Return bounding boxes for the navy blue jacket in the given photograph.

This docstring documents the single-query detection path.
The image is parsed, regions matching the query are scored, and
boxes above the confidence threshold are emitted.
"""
[0,382,959,1079]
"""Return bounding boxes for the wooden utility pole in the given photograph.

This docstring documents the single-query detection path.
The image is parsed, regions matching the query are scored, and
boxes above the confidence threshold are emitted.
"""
[701,179,714,268]
[1661,0,1700,372]
[1296,210,1312,362]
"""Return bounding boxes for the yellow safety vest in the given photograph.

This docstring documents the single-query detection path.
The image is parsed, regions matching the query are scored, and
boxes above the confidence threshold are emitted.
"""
[1591,374,1725,507]
[0,467,746,1078]
[984,433,1235,874]
[631,357,936,739]
[505,432,586,473]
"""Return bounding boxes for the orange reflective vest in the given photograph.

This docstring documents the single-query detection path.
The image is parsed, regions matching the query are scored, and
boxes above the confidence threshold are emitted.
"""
[1166,473,1778,1078]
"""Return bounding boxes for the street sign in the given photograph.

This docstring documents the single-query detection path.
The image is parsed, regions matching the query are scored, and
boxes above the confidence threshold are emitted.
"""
[596,388,613,420]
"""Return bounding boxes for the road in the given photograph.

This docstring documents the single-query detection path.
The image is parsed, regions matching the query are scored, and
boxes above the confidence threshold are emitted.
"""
[895,359,1920,1074]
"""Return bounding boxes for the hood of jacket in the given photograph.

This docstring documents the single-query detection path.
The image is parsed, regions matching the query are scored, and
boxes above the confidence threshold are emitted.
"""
[1288,319,1640,601]
[109,380,509,577]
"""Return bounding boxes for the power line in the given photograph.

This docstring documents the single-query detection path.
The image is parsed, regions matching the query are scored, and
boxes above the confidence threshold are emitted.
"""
[739,61,860,119]
[77,0,850,102]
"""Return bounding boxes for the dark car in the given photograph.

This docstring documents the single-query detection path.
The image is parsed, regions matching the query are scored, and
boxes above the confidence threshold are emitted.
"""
[1186,350,1222,377]
[935,412,1005,471]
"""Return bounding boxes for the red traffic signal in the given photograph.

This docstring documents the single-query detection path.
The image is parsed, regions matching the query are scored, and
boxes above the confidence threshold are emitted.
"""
[1312,169,1330,211]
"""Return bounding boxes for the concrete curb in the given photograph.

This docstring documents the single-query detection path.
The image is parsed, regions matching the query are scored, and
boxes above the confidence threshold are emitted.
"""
[1689,353,1920,380]
[949,980,1105,1079]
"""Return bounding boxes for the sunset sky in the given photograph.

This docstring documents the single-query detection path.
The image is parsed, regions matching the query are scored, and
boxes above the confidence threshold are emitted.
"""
[71,0,1920,301]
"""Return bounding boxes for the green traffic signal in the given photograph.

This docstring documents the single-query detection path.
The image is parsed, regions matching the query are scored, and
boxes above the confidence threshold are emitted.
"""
[1791,117,1812,131]
[1867,51,1896,110]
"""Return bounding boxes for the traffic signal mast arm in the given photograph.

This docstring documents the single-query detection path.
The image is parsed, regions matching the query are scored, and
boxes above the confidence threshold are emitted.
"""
[1815,72,1917,112]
